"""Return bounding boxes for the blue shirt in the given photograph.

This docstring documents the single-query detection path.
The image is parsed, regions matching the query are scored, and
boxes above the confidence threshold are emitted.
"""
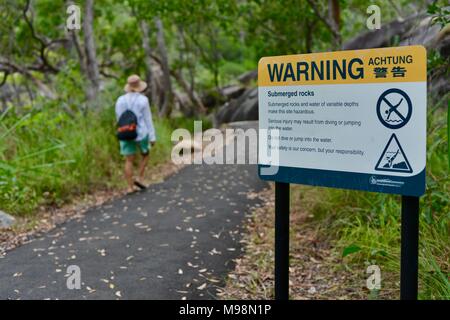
[115,93,156,142]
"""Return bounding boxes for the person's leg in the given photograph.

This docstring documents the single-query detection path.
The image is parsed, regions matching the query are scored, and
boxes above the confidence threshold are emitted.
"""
[138,153,149,182]
[125,155,135,192]
[137,136,150,183]
[120,140,137,193]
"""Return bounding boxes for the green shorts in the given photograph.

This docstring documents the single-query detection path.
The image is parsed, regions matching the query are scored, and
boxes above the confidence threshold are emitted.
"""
[119,136,150,156]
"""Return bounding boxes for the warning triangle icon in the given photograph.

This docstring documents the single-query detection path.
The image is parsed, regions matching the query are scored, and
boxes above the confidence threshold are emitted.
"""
[375,134,413,173]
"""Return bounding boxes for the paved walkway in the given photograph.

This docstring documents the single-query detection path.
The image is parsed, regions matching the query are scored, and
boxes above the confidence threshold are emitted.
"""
[0,123,267,300]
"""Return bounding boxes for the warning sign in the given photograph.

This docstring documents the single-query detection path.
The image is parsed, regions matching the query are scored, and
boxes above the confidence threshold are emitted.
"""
[258,46,427,196]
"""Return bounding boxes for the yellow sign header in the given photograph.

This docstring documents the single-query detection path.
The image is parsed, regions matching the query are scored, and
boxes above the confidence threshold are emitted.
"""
[258,46,426,87]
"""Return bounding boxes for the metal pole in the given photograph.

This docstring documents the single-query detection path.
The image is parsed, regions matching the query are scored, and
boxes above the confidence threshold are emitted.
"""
[400,195,420,300]
[275,182,290,300]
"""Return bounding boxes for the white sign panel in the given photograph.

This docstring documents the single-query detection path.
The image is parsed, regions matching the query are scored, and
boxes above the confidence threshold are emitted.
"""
[258,46,427,196]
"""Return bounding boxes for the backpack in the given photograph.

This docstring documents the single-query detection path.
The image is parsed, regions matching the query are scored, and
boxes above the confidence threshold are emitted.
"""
[117,97,138,141]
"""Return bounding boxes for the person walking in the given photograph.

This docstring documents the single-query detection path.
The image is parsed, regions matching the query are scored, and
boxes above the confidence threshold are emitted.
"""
[115,75,156,194]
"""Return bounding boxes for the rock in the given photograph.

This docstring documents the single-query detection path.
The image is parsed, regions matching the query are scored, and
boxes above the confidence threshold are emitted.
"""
[173,91,195,117]
[0,210,16,228]
[202,85,246,110]
[343,12,450,98]
[343,13,427,50]
[437,35,450,58]
[220,85,246,100]
[201,90,227,110]
[237,70,257,85]
[214,87,258,126]
[343,12,449,53]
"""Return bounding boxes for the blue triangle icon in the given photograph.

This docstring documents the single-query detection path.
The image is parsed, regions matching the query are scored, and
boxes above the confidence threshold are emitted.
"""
[375,134,413,173]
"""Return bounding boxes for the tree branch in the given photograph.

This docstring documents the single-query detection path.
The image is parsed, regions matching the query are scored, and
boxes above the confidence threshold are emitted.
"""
[22,0,61,73]
[99,69,119,80]
[0,71,9,87]
[305,0,340,41]
[0,59,55,99]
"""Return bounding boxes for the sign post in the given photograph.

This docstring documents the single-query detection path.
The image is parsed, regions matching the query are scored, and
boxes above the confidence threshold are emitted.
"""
[258,46,427,300]
[275,182,290,300]
[400,196,420,300]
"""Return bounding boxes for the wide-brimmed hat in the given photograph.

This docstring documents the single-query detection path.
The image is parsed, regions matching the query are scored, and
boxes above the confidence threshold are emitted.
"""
[124,74,147,93]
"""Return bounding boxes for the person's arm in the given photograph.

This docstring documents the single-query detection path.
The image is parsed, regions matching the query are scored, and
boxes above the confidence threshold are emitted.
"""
[115,97,122,121]
[143,97,156,143]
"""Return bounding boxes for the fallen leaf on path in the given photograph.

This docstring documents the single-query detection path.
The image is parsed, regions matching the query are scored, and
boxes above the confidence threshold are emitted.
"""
[209,248,222,255]
[197,283,207,290]
[176,290,188,294]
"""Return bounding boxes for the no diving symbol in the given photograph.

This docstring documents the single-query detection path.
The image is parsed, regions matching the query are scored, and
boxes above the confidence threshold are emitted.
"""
[376,88,412,129]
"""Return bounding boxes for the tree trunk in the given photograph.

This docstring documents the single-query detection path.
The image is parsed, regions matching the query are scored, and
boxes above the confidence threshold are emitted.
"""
[155,17,173,118]
[209,26,221,90]
[139,20,157,105]
[172,69,206,114]
[84,0,100,103]
[328,0,341,49]
[177,26,197,105]
[148,52,206,115]
[70,30,87,75]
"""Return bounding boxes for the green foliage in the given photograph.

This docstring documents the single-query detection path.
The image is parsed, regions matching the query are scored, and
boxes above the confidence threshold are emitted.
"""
[342,244,362,258]
[428,0,450,28]
[239,0,322,56]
